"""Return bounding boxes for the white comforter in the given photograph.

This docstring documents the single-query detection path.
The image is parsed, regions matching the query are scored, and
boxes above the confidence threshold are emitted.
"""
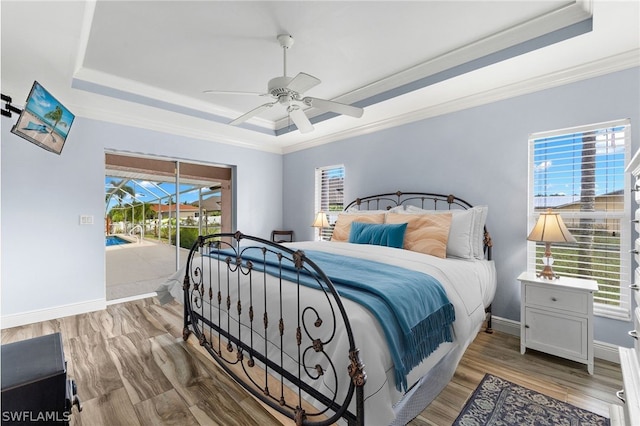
[160,241,496,425]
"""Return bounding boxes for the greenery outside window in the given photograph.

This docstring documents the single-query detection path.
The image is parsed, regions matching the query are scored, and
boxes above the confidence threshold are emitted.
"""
[315,165,344,241]
[528,119,631,320]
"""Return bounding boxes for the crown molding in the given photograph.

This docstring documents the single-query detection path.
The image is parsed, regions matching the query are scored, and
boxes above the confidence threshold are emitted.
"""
[276,0,593,130]
[67,48,638,157]
[70,101,284,154]
[283,49,639,154]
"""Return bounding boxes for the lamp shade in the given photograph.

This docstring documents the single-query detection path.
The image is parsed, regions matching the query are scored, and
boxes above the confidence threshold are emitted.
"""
[311,212,329,228]
[527,209,577,243]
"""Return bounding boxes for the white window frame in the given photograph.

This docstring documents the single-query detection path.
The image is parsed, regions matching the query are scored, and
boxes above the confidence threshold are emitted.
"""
[314,165,344,241]
[528,119,631,321]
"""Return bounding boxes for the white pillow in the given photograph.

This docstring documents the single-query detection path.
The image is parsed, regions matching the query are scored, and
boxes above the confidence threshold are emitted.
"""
[345,206,389,214]
[388,205,405,213]
[346,205,405,214]
[471,206,488,259]
[403,205,489,259]
[403,205,475,259]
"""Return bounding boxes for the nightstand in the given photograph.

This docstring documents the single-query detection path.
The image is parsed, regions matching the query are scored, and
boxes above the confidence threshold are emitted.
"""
[518,271,598,374]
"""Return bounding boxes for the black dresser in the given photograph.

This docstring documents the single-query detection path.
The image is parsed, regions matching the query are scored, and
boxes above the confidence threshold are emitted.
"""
[1,333,80,424]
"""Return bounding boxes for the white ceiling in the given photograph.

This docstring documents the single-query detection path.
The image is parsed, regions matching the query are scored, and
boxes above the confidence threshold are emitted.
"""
[1,1,639,154]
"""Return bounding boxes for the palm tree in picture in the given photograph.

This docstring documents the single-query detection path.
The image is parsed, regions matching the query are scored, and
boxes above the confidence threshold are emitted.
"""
[578,131,596,277]
[44,106,68,144]
[105,180,135,211]
[105,180,137,233]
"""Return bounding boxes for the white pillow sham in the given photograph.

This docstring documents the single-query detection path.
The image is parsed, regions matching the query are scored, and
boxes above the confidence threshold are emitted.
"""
[470,206,488,259]
[403,205,488,259]
[345,205,404,214]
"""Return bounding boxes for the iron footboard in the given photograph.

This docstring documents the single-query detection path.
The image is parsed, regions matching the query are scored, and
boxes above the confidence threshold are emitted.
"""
[182,232,366,426]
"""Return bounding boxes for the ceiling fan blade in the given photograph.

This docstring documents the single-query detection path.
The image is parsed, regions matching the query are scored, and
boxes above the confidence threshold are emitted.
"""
[203,90,267,97]
[286,72,321,94]
[303,97,364,118]
[288,106,314,133]
[229,101,276,126]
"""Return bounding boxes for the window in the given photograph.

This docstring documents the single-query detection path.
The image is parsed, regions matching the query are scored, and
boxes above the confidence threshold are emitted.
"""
[315,165,345,241]
[528,119,631,320]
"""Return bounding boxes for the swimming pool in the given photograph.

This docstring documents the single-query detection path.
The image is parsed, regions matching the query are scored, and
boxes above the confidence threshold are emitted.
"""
[105,235,131,246]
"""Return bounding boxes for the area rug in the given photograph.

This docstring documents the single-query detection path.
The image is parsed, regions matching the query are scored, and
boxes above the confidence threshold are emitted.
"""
[453,374,609,426]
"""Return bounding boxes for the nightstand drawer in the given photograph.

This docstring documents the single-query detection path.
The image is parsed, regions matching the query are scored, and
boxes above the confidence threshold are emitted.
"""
[525,284,589,314]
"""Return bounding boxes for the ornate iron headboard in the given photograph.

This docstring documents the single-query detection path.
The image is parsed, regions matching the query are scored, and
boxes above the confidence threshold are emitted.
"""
[344,191,493,260]
[344,191,494,334]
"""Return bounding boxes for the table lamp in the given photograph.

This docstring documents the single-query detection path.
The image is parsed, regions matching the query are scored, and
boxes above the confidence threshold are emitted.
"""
[311,212,329,240]
[527,209,577,280]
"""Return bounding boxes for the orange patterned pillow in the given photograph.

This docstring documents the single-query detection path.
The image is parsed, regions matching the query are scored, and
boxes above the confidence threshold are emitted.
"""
[385,213,452,258]
[331,213,385,242]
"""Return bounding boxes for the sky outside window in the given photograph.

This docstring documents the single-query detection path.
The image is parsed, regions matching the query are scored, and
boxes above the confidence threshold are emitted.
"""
[105,179,219,212]
[532,127,625,206]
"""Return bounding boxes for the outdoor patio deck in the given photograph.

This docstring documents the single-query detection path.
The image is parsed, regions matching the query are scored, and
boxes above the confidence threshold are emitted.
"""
[106,237,189,301]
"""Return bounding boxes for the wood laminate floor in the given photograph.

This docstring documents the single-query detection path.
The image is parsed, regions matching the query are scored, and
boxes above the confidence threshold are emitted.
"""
[1,297,623,425]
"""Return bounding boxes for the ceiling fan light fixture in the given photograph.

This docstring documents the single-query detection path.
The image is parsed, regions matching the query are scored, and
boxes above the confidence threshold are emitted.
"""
[206,34,363,133]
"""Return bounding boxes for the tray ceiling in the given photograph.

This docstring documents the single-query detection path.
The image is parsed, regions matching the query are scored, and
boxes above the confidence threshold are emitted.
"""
[2,1,638,152]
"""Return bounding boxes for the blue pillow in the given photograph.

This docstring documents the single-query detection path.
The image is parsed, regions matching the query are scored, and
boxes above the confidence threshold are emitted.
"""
[348,221,408,249]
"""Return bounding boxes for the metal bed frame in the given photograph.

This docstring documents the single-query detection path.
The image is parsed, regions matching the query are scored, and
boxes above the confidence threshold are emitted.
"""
[182,232,366,425]
[181,192,492,425]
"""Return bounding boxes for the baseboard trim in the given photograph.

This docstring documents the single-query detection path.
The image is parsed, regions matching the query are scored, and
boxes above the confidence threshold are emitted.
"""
[106,292,158,306]
[1,298,106,329]
[491,315,620,364]
[491,315,521,336]
[593,341,621,364]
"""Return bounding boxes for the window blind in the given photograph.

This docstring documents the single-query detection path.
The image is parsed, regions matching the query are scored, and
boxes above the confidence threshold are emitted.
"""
[315,165,344,241]
[528,119,631,320]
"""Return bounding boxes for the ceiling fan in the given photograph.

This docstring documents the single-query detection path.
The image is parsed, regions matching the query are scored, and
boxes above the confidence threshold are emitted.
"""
[204,34,364,134]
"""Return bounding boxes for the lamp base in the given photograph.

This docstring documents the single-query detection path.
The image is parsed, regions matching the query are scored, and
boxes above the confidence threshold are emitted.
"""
[537,265,559,280]
[537,253,559,280]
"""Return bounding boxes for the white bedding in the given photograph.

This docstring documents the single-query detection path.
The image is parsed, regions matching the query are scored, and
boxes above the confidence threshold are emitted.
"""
[160,240,496,425]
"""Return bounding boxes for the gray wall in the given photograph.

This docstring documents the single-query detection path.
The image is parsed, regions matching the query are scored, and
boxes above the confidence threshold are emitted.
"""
[283,67,640,347]
[1,116,283,320]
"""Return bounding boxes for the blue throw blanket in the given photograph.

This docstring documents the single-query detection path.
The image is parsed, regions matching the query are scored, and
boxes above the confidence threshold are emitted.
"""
[207,248,455,391]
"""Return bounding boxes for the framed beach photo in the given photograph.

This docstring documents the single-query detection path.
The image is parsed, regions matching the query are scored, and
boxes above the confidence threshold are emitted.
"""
[11,81,75,155]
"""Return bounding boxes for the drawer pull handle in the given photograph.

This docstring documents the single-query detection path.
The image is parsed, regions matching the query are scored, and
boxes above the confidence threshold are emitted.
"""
[630,249,639,254]
[524,324,530,329]
[629,330,638,340]
[632,219,640,223]
[616,389,625,403]
[550,297,557,302]
[630,284,640,291]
